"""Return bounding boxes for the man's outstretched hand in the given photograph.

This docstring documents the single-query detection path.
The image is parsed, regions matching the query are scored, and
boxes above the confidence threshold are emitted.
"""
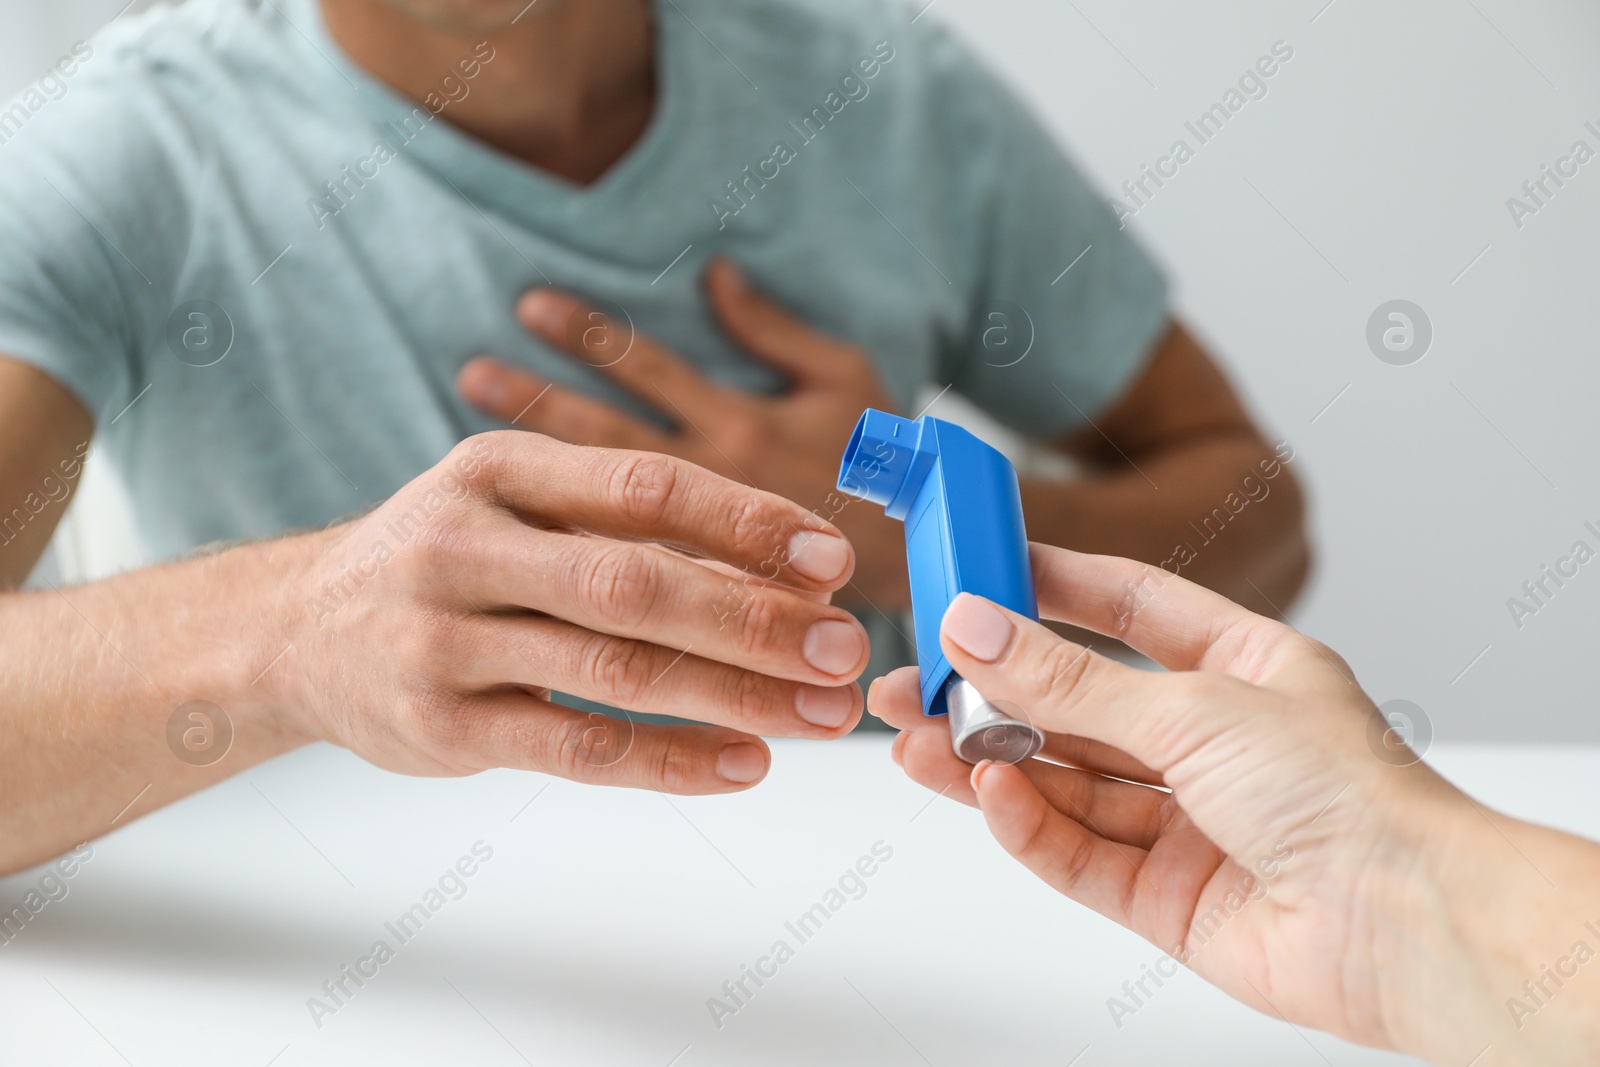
[0,427,876,875]
[457,259,911,609]
[279,433,872,793]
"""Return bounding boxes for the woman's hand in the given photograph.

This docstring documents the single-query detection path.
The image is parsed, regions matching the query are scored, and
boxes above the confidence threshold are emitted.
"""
[871,543,1600,1066]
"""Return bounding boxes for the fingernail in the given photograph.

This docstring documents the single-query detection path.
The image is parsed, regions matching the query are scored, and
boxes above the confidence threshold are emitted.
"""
[890,730,907,766]
[787,530,851,583]
[804,619,865,677]
[718,743,767,784]
[795,684,853,729]
[970,759,994,791]
[520,291,567,336]
[943,593,1014,663]
[464,366,507,408]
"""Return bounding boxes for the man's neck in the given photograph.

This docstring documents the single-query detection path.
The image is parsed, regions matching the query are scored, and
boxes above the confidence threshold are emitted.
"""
[318,0,657,185]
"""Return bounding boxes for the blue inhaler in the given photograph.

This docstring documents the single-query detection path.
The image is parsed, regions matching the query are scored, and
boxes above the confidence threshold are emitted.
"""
[838,409,1044,764]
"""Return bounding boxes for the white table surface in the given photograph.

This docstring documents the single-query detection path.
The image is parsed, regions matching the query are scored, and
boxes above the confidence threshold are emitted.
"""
[3,738,1594,1066]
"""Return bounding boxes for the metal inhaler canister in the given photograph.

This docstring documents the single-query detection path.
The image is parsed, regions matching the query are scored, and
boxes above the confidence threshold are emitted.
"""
[837,408,1044,764]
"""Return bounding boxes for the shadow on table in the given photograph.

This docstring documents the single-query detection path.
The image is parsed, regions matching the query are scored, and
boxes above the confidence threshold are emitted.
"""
[0,879,989,1064]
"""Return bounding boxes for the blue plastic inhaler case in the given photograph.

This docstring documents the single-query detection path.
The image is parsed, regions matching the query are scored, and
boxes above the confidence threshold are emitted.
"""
[837,409,1045,764]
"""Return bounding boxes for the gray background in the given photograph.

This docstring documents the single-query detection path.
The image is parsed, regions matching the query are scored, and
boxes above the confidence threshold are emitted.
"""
[5,0,1597,741]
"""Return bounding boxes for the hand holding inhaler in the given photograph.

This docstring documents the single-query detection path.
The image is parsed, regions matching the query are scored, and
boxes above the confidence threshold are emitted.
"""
[870,539,1600,1066]
[837,408,1044,764]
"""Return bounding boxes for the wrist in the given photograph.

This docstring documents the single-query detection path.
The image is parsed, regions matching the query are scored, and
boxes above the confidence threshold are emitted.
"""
[1371,778,1600,1065]
[182,529,328,754]
[237,527,336,747]
[1362,781,1499,1060]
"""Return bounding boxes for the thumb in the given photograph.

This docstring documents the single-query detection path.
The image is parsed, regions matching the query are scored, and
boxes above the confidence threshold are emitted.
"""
[937,592,1245,780]
[706,258,862,385]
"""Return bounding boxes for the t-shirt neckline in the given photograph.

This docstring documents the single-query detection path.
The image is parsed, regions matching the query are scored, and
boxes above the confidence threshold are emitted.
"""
[284,0,686,222]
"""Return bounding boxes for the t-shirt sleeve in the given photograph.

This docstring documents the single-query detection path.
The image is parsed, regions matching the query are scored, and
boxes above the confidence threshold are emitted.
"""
[0,63,191,423]
[921,26,1170,440]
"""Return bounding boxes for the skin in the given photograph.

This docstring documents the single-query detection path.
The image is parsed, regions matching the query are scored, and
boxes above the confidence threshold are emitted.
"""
[0,0,1302,872]
[319,0,658,186]
[328,0,1312,616]
[0,420,870,873]
[8,4,1570,1058]
[0,362,90,587]
[872,546,1600,1065]
[458,269,1311,616]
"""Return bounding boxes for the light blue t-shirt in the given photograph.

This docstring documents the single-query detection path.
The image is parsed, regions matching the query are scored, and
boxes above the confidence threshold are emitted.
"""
[0,0,1167,686]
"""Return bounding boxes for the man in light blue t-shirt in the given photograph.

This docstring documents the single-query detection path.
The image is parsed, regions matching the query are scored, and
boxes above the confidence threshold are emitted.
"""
[0,0,1308,869]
